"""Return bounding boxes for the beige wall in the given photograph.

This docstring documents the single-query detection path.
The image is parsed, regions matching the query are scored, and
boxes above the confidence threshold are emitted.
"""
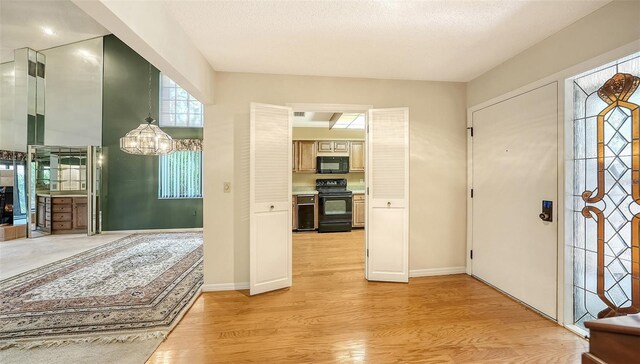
[467,0,640,107]
[203,72,467,285]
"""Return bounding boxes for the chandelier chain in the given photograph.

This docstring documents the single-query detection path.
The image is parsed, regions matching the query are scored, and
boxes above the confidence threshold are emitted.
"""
[148,63,152,118]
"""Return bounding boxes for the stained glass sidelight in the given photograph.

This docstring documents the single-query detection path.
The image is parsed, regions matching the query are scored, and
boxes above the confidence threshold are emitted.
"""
[572,53,640,331]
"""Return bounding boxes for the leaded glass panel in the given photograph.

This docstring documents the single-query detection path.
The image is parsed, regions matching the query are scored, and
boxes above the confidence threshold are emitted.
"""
[571,53,640,331]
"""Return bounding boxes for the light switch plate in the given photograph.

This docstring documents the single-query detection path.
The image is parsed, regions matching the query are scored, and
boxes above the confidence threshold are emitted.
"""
[223,182,231,193]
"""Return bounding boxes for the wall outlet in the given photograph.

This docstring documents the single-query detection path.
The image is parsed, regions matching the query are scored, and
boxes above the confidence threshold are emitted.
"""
[223,182,231,193]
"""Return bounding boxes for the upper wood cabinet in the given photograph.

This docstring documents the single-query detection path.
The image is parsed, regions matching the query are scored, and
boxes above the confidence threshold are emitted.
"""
[292,141,298,172]
[297,141,317,173]
[292,139,364,173]
[350,141,365,172]
[334,141,349,152]
[318,141,333,153]
[317,141,350,154]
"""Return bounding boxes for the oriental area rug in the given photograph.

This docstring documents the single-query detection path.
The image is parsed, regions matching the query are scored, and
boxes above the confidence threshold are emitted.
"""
[0,232,203,363]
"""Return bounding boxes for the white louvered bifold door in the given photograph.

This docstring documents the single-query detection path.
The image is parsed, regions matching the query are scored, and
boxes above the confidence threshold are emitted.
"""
[367,108,410,282]
[250,103,293,295]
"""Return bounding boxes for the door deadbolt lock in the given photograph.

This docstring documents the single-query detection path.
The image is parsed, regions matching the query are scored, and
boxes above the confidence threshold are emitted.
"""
[539,200,553,222]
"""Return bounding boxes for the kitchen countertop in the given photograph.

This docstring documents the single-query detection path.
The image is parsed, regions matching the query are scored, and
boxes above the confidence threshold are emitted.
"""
[37,193,88,198]
[292,188,318,195]
[292,187,365,195]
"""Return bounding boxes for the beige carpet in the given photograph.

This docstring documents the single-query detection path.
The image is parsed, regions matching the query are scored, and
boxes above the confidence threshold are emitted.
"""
[0,339,162,364]
[0,233,203,363]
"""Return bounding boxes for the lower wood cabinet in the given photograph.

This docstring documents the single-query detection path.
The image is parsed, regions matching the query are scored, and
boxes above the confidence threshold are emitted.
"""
[36,196,50,231]
[353,193,365,228]
[74,199,88,230]
[50,196,87,234]
[292,195,297,230]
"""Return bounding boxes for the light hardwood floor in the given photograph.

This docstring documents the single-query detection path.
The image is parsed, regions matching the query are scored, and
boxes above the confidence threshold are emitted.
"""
[147,230,587,363]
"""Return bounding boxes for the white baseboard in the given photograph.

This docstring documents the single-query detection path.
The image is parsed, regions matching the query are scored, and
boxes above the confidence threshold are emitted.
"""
[409,266,467,278]
[202,282,250,291]
[102,227,203,234]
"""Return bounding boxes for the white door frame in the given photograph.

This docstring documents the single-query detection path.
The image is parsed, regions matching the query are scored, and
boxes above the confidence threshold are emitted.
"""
[466,40,640,330]
[287,103,373,278]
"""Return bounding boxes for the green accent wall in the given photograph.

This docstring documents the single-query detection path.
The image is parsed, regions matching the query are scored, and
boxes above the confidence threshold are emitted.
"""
[102,35,203,231]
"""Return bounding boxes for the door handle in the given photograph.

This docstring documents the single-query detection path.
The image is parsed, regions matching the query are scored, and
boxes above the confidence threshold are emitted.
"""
[539,200,552,222]
[387,202,391,207]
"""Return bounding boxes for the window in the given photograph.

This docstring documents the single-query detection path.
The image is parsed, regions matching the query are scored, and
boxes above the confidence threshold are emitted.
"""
[158,75,203,199]
[159,74,203,127]
[159,150,202,199]
[570,53,639,332]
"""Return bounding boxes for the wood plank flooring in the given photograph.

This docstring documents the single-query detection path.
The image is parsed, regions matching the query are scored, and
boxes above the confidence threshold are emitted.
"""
[147,230,587,363]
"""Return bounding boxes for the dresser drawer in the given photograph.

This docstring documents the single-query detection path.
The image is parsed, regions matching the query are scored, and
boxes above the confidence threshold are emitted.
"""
[52,212,72,222]
[52,197,73,205]
[73,197,87,204]
[52,221,72,230]
[52,204,72,213]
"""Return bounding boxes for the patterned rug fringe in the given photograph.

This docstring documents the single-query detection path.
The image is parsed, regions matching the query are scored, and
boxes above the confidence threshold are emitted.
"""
[0,331,167,350]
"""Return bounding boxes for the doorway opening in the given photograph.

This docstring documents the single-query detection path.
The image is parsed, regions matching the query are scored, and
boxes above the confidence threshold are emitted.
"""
[291,108,367,283]
[27,145,102,239]
[249,102,409,295]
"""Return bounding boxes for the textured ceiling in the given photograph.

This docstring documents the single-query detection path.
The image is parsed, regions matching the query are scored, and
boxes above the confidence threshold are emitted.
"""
[0,0,109,63]
[163,0,610,82]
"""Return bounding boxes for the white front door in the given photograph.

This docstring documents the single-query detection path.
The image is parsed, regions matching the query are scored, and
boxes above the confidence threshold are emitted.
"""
[366,108,410,282]
[471,83,558,318]
[250,102,293,295]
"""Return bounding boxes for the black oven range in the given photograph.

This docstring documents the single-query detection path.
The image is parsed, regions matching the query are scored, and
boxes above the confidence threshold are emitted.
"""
[316,178,352,233]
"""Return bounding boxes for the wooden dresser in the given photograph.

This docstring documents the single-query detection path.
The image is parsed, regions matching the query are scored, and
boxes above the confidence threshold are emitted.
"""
[582,314,640,364]
[37,195,88,234]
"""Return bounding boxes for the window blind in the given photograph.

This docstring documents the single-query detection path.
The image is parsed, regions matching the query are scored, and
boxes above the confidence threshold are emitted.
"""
[159,151,202,199]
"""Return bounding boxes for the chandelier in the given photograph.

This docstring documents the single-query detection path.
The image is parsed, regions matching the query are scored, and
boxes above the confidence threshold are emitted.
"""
[120,64,174,155]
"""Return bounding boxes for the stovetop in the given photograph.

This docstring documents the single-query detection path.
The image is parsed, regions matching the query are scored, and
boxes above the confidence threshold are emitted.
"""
[316,178,352,195]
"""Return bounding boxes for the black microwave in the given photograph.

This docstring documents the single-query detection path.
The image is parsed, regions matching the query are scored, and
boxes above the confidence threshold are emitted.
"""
[317,156,349,174]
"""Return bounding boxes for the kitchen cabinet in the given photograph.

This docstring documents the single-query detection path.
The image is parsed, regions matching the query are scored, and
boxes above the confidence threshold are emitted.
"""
[297,141,317,172]
[353,193,365,228]
[292,140,364,173]
[292,195,297,230]
[318,141,349,154]
[292,141,298,172]
[334,141,349,152]
[318,141,333,152]
[350,141,365,172]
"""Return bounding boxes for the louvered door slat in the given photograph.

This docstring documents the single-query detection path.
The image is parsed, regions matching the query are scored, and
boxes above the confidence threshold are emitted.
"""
[367,108,409,282]
[250,103,292,295]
